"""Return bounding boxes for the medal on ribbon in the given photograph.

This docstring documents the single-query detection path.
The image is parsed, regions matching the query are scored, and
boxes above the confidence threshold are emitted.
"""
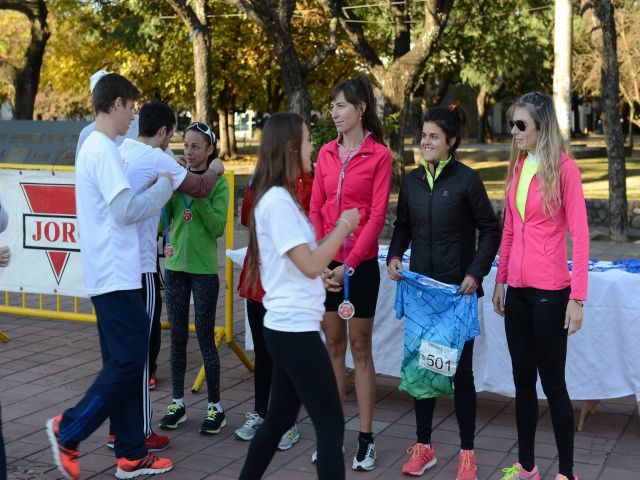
[338,235,355,320]
[179,194,194,224]
[161,208,174,258]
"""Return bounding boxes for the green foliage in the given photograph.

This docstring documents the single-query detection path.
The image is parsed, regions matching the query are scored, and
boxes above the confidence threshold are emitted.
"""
[311,116,336,155]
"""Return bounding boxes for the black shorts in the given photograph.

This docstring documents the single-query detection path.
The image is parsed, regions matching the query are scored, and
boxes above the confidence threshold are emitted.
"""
[325,257,380,319]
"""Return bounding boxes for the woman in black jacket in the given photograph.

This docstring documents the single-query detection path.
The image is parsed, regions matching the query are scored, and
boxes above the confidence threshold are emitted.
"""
[386,106,500,479]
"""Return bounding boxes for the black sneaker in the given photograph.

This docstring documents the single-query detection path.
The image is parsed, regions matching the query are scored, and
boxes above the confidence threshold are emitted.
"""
[199,406,226,435]
[158,402,186,430]
[352,437,376,471]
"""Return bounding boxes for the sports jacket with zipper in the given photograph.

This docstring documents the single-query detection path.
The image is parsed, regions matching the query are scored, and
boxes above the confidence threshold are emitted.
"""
[387,159,501,298]
[310,135,392,269]
[496,152,589,301]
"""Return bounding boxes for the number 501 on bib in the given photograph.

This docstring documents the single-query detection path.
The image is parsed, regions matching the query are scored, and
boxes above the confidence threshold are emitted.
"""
[418,340,458,377]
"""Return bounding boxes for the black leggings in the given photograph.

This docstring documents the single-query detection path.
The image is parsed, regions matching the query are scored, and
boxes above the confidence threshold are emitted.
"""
[165,269,221,403]
[414,340,476,450]
[246,300,272,417]
[505,286,573,478]
[239,328,345,480]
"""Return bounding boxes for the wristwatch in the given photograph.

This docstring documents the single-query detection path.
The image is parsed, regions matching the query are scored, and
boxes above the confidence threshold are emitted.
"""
[571,299,584,307]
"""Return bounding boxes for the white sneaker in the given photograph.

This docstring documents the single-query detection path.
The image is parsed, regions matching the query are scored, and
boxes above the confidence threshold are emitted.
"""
[234,412,264,441]
[311,445,345,463]
[277,423,300,451]
[352,437,376,471]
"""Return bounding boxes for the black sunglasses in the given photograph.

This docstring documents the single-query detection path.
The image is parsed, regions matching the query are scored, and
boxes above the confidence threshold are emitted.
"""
[509,120,528,132]
[187,121,216,145]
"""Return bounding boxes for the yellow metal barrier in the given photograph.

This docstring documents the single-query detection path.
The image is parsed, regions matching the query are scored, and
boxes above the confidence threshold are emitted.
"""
[0,164,254,386]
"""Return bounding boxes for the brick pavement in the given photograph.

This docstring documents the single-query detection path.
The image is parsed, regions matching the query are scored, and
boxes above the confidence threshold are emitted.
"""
[1,225,639,479]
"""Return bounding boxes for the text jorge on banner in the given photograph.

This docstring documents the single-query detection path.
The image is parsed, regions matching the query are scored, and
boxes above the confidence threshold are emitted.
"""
[0,168,87,297]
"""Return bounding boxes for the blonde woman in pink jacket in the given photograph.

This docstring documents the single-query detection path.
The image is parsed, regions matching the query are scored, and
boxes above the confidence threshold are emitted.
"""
[493,92,589,480]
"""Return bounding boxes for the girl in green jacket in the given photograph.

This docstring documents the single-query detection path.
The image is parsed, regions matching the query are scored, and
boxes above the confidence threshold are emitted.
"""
[158,122,230,436]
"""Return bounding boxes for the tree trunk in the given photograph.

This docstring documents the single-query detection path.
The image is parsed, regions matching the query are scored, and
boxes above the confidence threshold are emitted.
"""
[553,0,573,138]
[476,83,488,143]
[217,106,230,159]
[588,0,628,240]
[629,102,635,150]
[0,0,50,119]
[227,110,238,159]
[165,0,213,126]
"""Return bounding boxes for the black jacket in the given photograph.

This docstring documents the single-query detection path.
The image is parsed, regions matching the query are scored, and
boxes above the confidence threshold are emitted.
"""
[387,159,501,297]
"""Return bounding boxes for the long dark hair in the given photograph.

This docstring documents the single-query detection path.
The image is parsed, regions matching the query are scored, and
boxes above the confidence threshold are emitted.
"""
[422,104,468,156]
[245,112,306,290]
[330,74,385,145]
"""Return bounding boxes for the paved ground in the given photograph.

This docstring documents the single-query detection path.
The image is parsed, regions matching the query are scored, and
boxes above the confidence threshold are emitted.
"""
[1,224,639,480]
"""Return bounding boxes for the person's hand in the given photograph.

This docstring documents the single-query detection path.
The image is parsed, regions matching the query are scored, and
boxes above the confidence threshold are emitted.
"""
[174,154,187,167]
[322,264,344,292]
[0,246,10,267]
[565,300,584,335]
[492,282,505,317]
[208,158,224,176]
[158,172,173,186]
[459,275,479,295]
[387,258,403,281]
[339,208,360,232]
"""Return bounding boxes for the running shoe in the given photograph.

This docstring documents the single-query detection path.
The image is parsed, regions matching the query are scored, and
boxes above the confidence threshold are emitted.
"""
[46,415,80,480]
[555,475,578,480]
[107,434,116,449]
[277,423,300,451]
[234,412,264,441]
[199,405,226,435]
[115,453,173,479]
[310,445,345,464]
[158,403,186,430]
[149,375,156,390]
[502,463,540,479]
[401,443,437,476]
[456,450,477,480]
[352,437,376,471]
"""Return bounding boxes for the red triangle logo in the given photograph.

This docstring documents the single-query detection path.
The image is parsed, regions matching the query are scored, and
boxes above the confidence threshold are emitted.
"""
[47,251,70,284]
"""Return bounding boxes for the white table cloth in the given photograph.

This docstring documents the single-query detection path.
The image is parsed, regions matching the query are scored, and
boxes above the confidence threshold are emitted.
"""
[228,247,640,401]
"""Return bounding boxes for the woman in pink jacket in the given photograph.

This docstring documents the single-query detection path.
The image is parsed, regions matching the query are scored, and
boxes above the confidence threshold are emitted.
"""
[310,74,392,471]
[493,92,588,480]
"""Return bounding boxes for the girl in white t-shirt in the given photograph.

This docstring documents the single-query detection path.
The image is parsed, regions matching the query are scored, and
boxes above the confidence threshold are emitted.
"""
[238,112,359,480]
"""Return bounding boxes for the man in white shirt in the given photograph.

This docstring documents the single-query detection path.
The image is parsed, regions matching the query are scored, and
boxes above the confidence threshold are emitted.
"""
[109,99,223,452]
[46,73,174,480]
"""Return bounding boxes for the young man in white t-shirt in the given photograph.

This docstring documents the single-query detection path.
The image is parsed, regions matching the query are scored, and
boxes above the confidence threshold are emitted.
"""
[46,73,174,480]
[107,100,224,452]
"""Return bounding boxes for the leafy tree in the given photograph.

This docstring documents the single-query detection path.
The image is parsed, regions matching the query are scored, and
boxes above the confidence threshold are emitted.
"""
[0,0,50,119]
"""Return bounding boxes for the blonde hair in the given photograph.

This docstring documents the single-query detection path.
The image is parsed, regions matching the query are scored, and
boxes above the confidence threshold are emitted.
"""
[505,92,571,216]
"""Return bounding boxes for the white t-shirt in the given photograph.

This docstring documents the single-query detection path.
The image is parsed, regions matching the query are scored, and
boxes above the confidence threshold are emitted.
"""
[119,138,187,273]
[75,131,141,296]
[255,186,326,332]
[76,115,139,162]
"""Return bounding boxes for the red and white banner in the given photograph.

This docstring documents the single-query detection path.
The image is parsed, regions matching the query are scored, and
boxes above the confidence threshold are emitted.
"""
[0,168,87,297]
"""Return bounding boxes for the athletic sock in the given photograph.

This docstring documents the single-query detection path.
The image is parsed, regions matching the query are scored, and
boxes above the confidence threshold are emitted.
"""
[358,431,374,443]
[209,401,223,412]
[172,398,185,407]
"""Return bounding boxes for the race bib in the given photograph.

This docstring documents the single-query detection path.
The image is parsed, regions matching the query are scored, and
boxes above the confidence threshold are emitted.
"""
[418,340,458,377]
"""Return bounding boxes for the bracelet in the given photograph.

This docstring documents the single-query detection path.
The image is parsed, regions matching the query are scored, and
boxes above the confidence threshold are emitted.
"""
[338,217,352,232]
[571,299,584,307]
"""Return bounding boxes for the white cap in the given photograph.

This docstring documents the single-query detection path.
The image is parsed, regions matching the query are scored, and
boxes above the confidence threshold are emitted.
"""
[90,69,110,93]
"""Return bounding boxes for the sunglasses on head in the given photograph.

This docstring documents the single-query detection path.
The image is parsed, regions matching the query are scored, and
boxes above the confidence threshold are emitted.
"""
[509,120,528,132]
[187,121,216,145]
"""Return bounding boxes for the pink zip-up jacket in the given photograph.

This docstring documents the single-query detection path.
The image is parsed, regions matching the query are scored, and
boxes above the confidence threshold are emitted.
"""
[310,135,392,269]
[496,152,589,300]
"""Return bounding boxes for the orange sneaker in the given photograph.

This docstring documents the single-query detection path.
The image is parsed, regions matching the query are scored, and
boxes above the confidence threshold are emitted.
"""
[401,443,437,476]
[46,415,80,480]
[106,434,116,449]
[149,375,156,390]
[457,450,478,480]
[115,453,173,479]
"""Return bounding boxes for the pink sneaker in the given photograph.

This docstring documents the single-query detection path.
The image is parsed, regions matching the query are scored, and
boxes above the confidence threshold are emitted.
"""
[555,475,578,480]
[457,450,477,480]
[502,463,540,479]
[401,443,437,476]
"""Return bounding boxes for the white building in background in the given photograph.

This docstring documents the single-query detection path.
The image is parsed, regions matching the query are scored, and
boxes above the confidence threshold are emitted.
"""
[1,101,13,120]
